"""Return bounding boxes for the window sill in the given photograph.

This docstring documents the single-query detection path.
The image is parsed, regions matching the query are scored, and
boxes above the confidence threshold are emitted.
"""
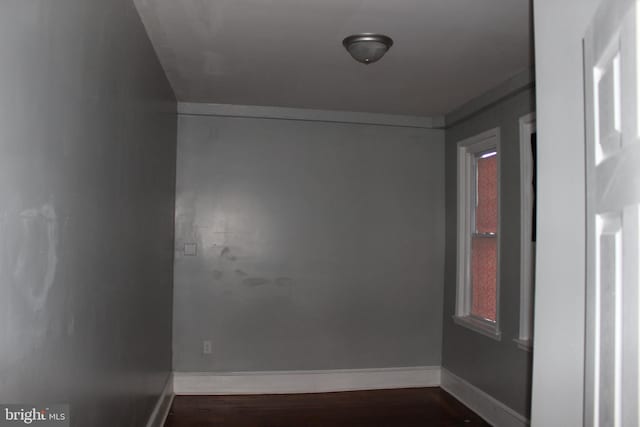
[452,315,501,341]
[513,338,533,352]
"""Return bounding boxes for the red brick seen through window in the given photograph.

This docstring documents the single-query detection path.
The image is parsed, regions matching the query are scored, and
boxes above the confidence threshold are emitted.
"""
[471,153,497,322]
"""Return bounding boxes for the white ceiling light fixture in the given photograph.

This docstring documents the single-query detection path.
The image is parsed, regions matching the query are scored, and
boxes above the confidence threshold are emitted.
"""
[342,33,394,65]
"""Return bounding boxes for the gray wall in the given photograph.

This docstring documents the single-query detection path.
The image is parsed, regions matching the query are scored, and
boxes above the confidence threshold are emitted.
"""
[0,1,176,426]
[442,88,535,417]
[531,0,600,425]
[173,114,445,372]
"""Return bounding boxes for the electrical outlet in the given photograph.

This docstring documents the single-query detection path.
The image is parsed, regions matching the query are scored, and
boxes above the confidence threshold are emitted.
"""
[203,340,212,355]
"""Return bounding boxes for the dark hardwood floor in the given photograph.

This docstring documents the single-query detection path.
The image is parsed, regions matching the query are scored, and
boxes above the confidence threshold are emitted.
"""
[164,388,490,427]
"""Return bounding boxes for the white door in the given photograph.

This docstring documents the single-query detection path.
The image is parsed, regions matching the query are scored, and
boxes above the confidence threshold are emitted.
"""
[584,0,640,426]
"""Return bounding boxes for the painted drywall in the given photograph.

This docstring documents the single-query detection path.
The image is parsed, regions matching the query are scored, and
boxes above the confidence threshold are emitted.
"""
[173,113,445,372]
[531,0,600,425]
[0,1,176,426]
[442,87,535,417]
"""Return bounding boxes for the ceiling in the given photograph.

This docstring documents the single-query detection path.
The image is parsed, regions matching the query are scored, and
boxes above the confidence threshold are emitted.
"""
[134,0,532,116]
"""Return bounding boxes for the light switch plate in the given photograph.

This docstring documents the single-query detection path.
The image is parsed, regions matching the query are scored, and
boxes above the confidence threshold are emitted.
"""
[184,243,197,256]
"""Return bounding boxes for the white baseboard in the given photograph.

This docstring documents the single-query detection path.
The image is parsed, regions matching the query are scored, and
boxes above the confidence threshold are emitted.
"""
[173,366,440,395]
[440,369,529,427]
[145,373,175,427]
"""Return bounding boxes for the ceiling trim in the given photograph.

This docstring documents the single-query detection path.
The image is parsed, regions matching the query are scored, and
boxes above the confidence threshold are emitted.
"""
[178,102,445,129]
[445,67,535,128]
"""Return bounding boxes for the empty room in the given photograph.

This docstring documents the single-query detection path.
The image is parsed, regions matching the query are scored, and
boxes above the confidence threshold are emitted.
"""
[1,0,639,426]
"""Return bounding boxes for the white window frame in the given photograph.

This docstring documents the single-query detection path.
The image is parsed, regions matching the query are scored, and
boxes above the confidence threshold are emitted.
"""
[515,113,536,351]
[454,127,501,341]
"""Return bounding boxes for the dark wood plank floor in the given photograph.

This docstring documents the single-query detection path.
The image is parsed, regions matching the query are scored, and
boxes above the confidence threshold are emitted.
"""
[164,388,490,427]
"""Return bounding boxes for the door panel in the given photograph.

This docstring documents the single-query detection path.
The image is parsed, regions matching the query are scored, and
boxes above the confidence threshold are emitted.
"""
[595,214,622,425]
[585,1,640,426]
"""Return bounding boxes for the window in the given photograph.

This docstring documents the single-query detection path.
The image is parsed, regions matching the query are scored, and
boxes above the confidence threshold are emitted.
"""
[516,113,536,351]
[455,128,501,340]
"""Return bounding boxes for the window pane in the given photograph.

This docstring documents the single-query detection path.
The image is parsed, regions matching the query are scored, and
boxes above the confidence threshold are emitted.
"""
[471,236,497,322]
[475,153,497,233]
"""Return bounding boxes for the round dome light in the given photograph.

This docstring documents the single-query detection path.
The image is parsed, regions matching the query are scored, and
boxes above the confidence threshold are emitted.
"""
[342,34,394,65]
